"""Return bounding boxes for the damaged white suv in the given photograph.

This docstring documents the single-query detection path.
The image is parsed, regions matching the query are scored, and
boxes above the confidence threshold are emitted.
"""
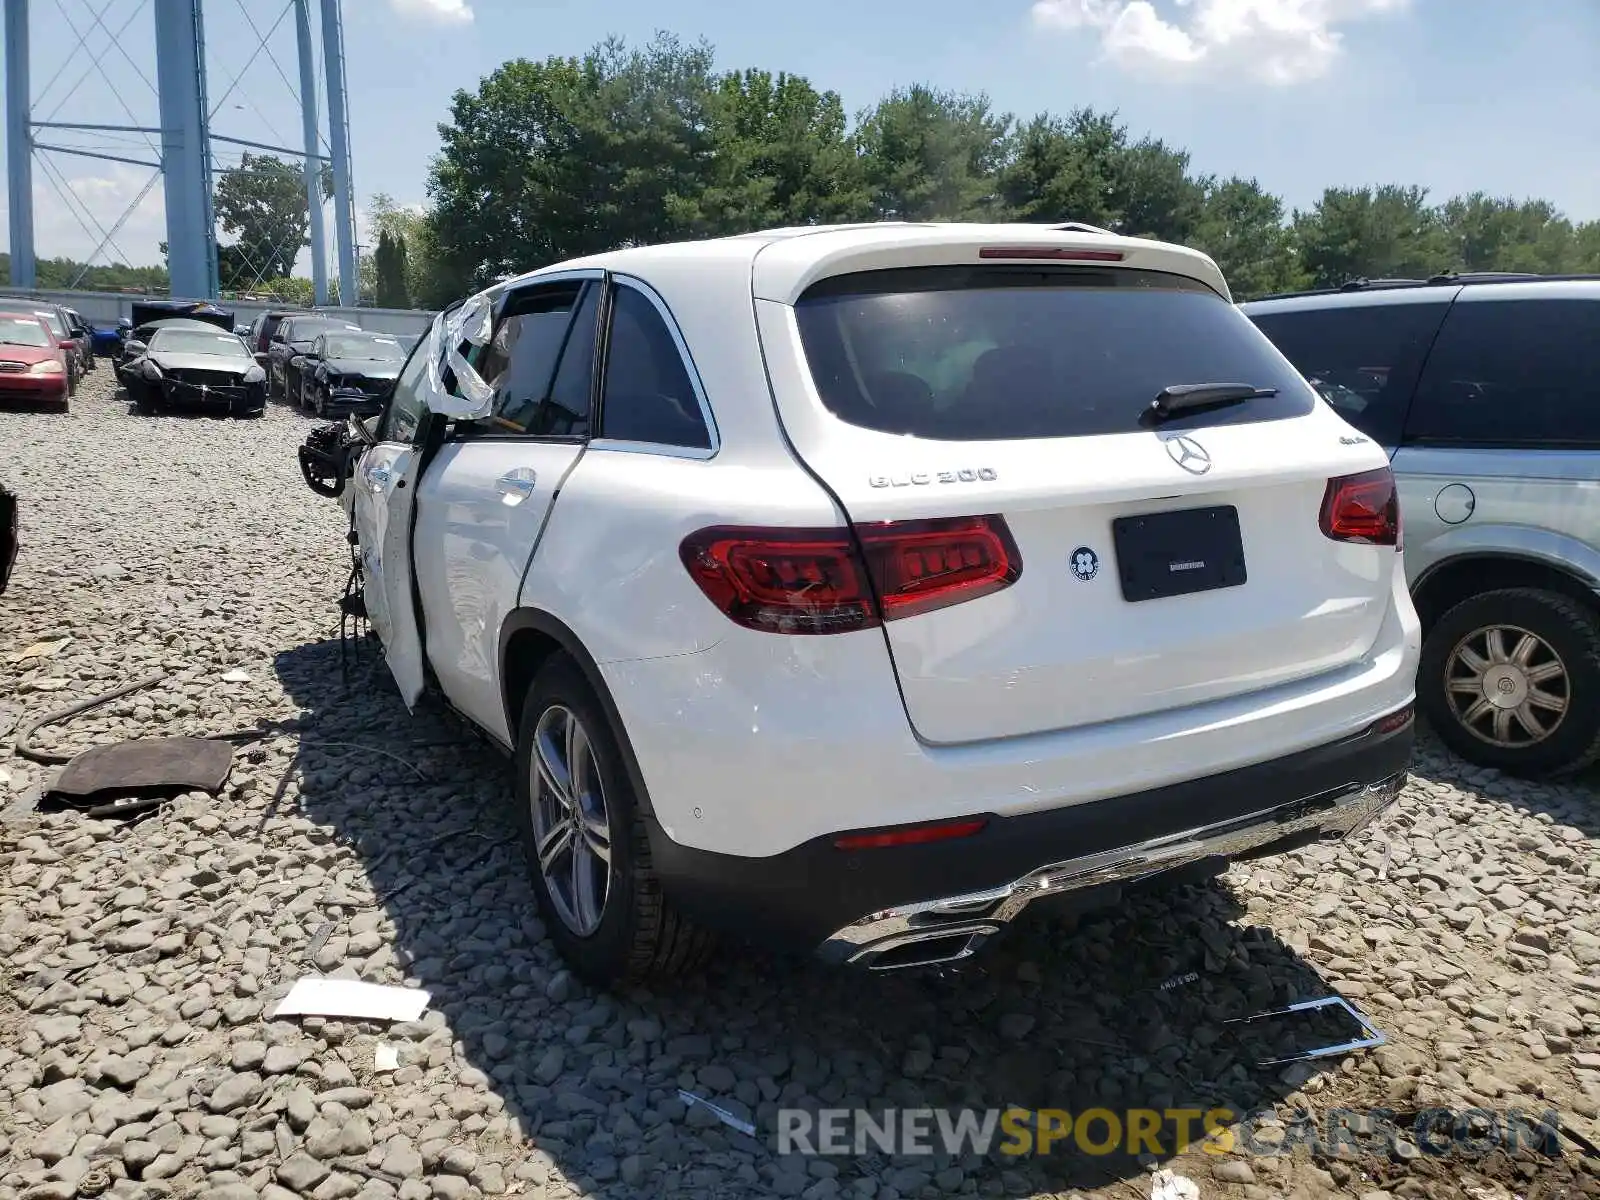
[316,223,1420,984]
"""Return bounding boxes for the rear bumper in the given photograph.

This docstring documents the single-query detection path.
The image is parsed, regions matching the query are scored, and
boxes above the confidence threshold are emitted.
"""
[647,712,1413,959]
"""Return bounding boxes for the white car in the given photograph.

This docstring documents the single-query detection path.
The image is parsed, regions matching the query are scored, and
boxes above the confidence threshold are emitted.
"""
[324,222,1421,984]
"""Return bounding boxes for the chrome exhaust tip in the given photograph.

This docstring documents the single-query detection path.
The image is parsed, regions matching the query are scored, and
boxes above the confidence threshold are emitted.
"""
[849,924,1001,971]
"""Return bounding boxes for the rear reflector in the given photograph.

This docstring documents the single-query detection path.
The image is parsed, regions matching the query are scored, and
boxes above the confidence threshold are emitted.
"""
[1369,704,1414,736]
[1320,467,1399,546]
[834,818,988,850]
[978,246,1125,262]
[679,515,1022,634]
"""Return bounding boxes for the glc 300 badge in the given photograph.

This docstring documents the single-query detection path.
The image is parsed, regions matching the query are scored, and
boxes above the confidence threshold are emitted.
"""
[868,468,998,488]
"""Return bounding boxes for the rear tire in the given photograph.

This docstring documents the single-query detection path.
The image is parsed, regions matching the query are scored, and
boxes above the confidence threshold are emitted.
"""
[513,653,715,984]
[1418,587,1600,778]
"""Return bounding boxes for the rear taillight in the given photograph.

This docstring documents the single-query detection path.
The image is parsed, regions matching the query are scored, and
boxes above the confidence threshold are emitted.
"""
[1320,468,1399,547]
[679,515,1022,635]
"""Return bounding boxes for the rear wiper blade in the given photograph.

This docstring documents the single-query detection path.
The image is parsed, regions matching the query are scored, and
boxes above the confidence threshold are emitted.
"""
[1147,382,1278,422]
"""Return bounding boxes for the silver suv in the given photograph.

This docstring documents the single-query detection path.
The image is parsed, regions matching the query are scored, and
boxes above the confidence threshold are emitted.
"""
[1242,275,1600,778]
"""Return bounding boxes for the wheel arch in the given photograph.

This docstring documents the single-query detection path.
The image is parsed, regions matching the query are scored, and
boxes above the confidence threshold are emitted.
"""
[1412,551,1600,633]
[498,608,656,817]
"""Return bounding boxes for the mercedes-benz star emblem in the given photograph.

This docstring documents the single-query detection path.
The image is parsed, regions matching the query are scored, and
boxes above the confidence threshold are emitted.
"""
[1164,435,1212,475]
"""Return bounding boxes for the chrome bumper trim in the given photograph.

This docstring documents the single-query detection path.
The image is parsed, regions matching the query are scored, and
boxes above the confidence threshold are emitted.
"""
[817,771,1407,970]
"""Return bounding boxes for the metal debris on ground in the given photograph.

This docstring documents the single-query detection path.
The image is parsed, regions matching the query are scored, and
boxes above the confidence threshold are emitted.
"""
[271,977,431,1022]
[1150,1168,1200,1200]
[1157,970,1200,992]
[305,920,337,963]
[677,1089,757,1137]
[1225,993,1386,1065]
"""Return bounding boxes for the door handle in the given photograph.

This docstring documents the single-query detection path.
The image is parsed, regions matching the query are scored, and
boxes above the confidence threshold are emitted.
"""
[496,468,537,504]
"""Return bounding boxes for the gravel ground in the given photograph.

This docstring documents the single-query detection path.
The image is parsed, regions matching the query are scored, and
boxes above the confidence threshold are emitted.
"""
[2,368,1598,1200]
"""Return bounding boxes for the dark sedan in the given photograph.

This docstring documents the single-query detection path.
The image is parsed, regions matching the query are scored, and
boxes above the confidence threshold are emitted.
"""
[297,330,409,417]
[124,324,268,417]
[266,315,360,403]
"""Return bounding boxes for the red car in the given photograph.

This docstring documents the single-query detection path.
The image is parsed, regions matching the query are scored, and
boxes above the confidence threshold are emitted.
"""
[0,311,72,409]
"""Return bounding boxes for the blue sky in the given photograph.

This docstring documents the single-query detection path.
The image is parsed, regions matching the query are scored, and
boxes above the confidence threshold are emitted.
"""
[5,0,1598,272]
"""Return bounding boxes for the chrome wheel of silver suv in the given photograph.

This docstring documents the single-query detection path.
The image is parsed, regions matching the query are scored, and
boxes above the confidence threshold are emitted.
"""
[1420,587,1600,778]
[1443,623,1569,748]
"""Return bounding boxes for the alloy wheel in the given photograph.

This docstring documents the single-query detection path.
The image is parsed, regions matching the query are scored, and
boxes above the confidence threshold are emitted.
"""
[529,704,613,936]
[1444,623,1570,748]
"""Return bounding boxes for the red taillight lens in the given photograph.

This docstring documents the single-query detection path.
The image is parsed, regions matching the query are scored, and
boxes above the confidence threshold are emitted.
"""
[679,516,1022,634]
[978,246,1125,262]
[857,515,1022,621]
[834,818,988,850]
[1320,468,1399,547]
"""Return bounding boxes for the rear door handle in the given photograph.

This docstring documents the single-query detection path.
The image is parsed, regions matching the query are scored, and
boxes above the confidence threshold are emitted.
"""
[496,468,538,504]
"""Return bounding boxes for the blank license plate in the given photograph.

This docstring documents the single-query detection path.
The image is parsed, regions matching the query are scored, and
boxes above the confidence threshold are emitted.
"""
[1112,505,1247,602]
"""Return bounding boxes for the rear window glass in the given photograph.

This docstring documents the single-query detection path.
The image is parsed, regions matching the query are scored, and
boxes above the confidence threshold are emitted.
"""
[1246,301,1448,446]
[1405,298,1600,448]
[792,266,1314,440]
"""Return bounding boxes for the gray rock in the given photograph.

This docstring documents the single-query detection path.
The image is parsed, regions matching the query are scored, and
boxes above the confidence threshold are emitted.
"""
[379,1136,424,1180]
[208,1072,263,1113]
[277,1151,331,1193]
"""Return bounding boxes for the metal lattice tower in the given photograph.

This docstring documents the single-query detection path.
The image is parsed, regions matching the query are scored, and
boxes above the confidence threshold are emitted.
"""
[3,0,358,303]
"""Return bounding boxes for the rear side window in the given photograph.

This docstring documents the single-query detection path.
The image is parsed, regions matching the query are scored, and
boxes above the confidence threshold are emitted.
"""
[599,284,712,449]
[792,266,1314,441]
[1405,299,1600,448]
[1247,301,1448,446]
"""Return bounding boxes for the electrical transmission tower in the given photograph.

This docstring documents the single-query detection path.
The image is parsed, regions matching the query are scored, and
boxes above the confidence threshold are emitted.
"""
[4,0,358,304]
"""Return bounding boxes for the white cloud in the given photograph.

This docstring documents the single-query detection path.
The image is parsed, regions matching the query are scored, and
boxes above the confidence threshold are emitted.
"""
[388,0,473,24]
[1030,0,1410,84]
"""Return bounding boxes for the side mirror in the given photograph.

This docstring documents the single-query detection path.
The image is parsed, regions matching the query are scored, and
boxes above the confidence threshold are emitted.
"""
[124,340,147,356]
[59,338,78,351]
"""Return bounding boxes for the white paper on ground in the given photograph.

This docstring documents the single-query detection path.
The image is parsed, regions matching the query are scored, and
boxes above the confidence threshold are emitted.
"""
[271,977,431,1022]
[373,1044,400,1072]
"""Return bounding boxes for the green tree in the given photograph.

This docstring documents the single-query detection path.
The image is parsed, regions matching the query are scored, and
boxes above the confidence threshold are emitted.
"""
[213,153,334,286]
[998,110,1121,226]
[1191,177,1303,299]
[853,85,1011,221]
[373,229,411,308]
[1292,185,1452,287]
[1438,193,1575,274]
[428,33,722,288]
[697,69,868,232]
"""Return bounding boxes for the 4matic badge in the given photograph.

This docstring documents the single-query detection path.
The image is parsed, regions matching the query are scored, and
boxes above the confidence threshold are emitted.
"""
[868,467,998,488]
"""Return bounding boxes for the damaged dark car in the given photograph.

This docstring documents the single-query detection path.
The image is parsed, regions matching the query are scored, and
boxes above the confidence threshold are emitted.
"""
[296,329,408,417]
[123,321,268,417]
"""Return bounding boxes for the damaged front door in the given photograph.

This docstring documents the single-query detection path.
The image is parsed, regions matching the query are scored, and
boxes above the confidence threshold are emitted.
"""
[350,324,434,708]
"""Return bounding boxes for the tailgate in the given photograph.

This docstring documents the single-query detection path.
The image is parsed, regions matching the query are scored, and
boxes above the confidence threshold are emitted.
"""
[755,259,1401,745]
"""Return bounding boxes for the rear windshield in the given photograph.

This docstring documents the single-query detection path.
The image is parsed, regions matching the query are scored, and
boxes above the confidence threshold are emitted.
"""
[793,266,1315,440]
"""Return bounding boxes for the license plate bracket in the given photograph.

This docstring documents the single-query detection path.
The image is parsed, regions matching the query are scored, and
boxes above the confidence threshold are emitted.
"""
[1112,504,1247,602]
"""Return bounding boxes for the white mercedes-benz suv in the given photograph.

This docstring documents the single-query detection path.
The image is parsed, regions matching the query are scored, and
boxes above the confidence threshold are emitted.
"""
[303,222,1420,984]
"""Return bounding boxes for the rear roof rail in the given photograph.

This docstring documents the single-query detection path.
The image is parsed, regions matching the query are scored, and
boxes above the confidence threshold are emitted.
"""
[1247,270,1600,304]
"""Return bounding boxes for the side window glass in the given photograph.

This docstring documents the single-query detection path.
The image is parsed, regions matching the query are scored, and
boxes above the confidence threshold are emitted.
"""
[380,330,432,445]
[474,284,586,436]
[1406,299,1600,447]
[599,284,711,449]
[1246,301,1447,446]
[547,285,600,424]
